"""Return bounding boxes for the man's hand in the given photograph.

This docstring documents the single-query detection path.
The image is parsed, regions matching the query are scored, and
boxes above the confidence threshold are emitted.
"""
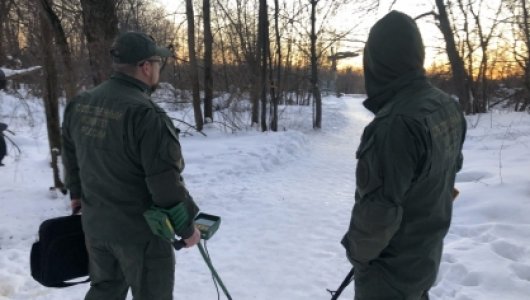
[452,188,460,202]
[71,198,82,214]
[183,227,201,248]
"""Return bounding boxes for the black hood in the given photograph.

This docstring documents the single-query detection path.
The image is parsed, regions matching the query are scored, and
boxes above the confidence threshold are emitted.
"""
[363,11,426,113]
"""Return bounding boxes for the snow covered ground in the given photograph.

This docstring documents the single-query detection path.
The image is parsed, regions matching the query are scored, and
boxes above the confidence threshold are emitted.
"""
[1,90,529,300]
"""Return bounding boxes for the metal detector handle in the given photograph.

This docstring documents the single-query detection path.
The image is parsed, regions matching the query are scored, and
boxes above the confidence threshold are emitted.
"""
[329,267,355,300]
[172,239,187,251]
[198,243,233,300]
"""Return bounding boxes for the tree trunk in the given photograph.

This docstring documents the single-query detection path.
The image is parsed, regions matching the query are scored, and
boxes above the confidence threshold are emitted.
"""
[203,0,214,122]
[520,0,530,112]
[310,0,322,128]
[269,0,280,132]
[250,76,260,126]
[249,39,259,126]
[79,0,118,86]
[259,0,268,132]
[434,0,472,114]
[38,0,77,101]
[39,1,64,190]
[186,0,204,131]
[0,0,9,66]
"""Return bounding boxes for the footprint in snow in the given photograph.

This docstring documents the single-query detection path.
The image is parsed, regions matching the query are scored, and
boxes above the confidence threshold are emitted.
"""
[451,224,494,242]
[455,295,474,300]
[490,240,528,261]
[444,263,469,283]
[460,272,481,287]
[511,263,530,282]
[443,253,457,264]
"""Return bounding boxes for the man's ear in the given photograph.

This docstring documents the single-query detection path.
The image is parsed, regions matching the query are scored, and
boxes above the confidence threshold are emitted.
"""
[140,63,151,77]
[139,63,153,78]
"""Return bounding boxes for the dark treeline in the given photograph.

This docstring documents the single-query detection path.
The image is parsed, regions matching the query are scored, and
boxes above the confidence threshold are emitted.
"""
[2,0,529,125]
[0,0,380,131]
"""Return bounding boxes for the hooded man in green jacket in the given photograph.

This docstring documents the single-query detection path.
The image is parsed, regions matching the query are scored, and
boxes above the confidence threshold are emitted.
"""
[62,32,201,300]
[341,11,466,300]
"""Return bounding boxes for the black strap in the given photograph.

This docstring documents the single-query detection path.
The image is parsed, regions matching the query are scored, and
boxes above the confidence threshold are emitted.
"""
[172,239,187,251]
[327,267,355,300]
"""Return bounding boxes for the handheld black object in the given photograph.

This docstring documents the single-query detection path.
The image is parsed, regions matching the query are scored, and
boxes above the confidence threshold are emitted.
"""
[172,239,187,250]
[328,267,355,300]
[30,214,90,287]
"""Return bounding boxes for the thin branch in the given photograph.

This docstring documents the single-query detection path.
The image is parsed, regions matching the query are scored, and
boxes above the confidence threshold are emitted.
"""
[169,117,207,137]
[3,134,22,155]
[414,11,437,21]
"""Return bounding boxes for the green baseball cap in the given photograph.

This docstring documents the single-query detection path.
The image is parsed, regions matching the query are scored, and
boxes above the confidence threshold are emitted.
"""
[110,32,172,65]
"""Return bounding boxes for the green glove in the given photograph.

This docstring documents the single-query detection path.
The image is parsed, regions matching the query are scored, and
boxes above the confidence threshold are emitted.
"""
[144,203,190,241]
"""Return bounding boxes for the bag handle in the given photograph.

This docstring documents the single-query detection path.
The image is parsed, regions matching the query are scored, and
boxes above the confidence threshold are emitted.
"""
[52,277,90,288]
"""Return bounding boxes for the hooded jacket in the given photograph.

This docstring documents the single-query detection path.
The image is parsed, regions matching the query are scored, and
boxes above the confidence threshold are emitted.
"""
[342,11,466,299]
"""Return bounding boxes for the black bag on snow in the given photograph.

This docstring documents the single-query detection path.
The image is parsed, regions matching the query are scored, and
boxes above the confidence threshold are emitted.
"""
[30,214,90,287]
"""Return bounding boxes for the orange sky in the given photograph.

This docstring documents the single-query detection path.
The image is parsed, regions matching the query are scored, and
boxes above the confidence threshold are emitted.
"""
[156,0,508,73]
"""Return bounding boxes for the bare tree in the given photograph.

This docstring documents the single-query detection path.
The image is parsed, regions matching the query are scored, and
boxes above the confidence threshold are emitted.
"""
[0,0,13,66]
[258,0,269,131]
[215,0,260,126]
[203,0,214,122]
[505,0,530,111]
[310,0,322,129]
[270,0,281,131]
[467,0,503,112]
[434,0,473,114]
[1,0,27,68]
[186,0,204,131]
[38,0,64,190]
[79,0,118,85]
[38,0,78,101]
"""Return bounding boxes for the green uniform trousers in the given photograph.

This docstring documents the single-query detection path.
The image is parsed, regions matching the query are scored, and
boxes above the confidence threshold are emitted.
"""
[354,289,429,300]
[353,266,429,300]
[85,236,175,300]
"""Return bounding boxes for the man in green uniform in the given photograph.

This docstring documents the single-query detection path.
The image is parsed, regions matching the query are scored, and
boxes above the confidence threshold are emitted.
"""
[0,69,7,166]
[0,68,6,90]
[341,11,466,300]
[62,32,200,300]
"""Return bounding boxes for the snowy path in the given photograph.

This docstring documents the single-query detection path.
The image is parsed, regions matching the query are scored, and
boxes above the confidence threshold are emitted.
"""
[176,97,372,299]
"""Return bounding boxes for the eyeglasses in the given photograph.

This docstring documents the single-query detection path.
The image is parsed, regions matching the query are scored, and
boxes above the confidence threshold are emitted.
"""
[138,58,162,66]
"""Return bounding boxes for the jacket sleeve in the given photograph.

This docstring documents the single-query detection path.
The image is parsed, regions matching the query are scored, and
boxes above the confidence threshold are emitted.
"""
[134,105,199,239]
[61,101,83,199]
[342,116,425,264]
